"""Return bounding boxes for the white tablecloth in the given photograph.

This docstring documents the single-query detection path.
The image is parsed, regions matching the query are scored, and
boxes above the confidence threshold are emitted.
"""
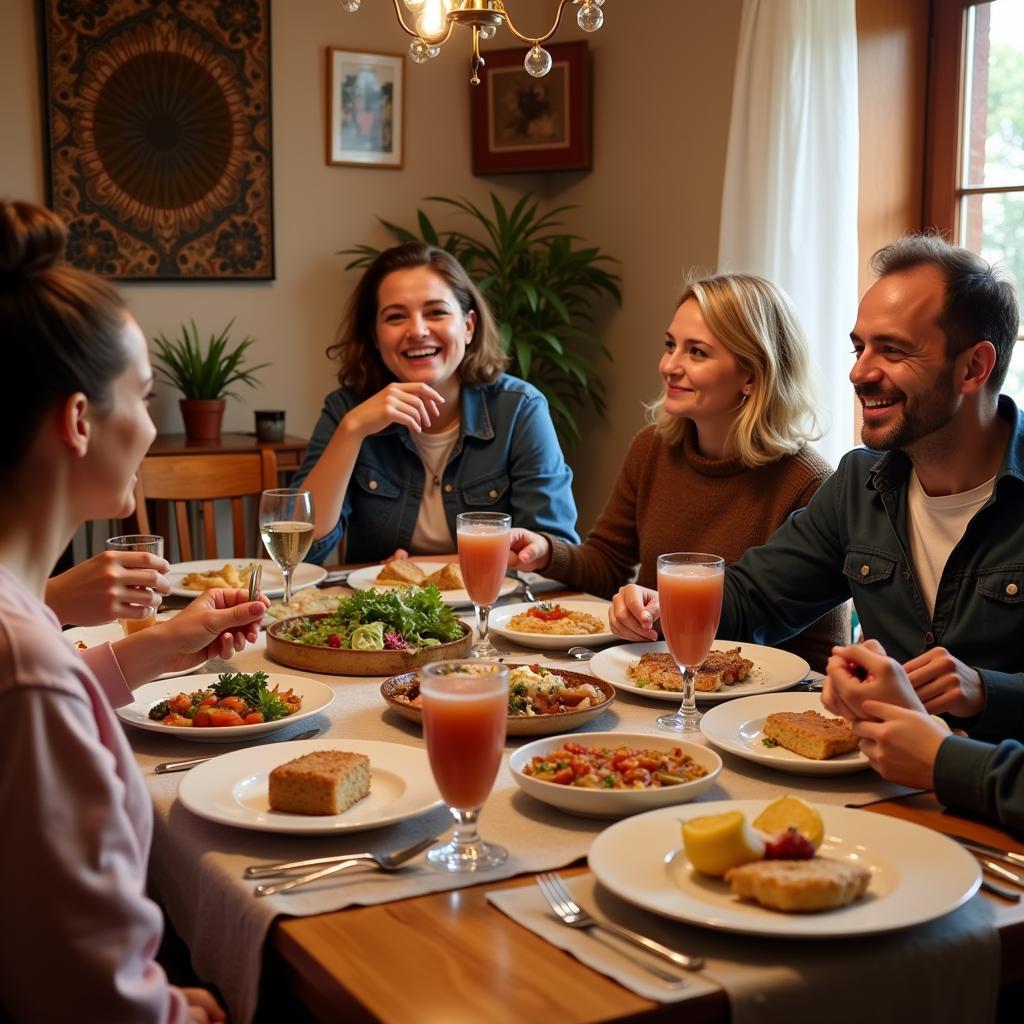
[131,600,958,1024]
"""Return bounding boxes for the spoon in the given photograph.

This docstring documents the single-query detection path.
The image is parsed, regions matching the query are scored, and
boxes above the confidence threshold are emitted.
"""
[568,647,597,662]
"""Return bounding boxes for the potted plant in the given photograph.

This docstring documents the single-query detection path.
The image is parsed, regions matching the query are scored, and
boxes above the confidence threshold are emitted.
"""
[340,193,621,447]
[152,319,269,442]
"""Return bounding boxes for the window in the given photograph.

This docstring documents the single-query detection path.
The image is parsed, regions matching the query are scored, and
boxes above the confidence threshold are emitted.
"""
[926,0,1024,393]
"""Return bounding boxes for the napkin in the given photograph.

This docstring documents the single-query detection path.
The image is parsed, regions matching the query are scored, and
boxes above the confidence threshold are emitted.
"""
[488,874,1000,1024]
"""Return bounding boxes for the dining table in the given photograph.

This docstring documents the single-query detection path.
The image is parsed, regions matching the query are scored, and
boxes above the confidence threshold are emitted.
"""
[126,562,1024,1024]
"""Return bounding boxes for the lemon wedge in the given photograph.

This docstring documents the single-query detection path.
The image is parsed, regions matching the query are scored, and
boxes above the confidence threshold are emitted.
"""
[682,811,766,877]
[752,794,825,850]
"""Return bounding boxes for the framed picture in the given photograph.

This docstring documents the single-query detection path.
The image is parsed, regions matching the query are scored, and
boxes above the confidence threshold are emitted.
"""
[327,48,404,168]
[40,0,274,281]
[471,41,591,175]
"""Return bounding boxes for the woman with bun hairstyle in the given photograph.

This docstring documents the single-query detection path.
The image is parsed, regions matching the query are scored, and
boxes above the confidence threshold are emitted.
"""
[292,241,579,564]
[510,272,847,668]
[0,199,269,1022]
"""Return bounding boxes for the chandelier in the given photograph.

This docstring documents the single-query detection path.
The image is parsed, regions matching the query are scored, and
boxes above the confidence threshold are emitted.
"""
[338,1,608,84]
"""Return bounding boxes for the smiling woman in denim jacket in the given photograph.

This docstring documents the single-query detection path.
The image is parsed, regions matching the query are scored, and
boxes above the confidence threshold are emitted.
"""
[292,242,579,564]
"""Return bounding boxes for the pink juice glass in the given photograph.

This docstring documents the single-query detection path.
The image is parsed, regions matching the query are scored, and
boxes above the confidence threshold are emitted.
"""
[420,660,509,872]
[456,512,512,658]
[656,552,724,733]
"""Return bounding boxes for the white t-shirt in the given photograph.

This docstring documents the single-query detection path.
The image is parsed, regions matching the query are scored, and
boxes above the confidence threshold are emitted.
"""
[907,470,995,618]
[409,420,460,554]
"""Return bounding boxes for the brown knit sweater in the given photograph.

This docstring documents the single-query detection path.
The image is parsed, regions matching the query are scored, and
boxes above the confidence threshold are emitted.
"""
[545,423,848,670]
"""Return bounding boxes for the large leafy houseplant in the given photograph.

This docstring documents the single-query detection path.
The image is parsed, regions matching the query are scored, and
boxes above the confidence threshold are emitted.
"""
[341,193,621,446]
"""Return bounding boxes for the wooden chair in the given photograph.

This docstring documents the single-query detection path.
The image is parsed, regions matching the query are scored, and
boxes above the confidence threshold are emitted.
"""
[133,448,278,561]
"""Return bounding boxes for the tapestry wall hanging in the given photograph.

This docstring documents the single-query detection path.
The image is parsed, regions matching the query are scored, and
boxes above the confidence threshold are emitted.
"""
[42,0,274,280]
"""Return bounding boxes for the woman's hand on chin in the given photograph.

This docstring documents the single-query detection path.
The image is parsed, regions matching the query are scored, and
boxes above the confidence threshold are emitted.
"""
[343,382,446,437]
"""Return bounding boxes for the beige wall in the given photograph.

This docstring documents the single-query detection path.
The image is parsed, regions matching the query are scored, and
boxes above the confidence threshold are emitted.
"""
[0,0,743,532]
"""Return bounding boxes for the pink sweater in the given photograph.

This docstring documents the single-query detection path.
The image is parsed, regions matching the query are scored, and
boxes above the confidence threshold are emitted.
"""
[0,565,188,1022]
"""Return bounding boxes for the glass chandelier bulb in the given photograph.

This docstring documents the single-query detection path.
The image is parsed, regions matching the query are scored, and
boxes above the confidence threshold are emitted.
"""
[339,0,360,11]
[416,0,449,42]
[478,24,497,41]
[524,44,553,78]
[403,0,426,12]
[410,38,432,63]
[593,0,605,6]
[577,3,603,32]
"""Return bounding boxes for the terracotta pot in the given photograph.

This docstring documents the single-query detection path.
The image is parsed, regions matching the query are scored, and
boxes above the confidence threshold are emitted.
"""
[179,398,225,442]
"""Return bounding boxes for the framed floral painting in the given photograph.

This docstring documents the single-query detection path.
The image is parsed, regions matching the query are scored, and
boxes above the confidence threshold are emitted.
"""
[41,0,275,280]
[326,48,404,169]
[471,41,590,175]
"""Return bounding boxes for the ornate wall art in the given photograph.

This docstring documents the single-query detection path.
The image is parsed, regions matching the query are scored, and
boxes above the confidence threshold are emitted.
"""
[41,0,274,280]
[326,48,404,169]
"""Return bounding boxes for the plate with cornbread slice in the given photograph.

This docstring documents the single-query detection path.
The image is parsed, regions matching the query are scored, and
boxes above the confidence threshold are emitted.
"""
[346,561,518,608]
[177,739,443,834]
[699,693,870,774]
[588,640,808,703]
[589,800,981,938]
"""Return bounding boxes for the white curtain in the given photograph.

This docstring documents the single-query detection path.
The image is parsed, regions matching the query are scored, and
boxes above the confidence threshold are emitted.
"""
[718,0,859,469]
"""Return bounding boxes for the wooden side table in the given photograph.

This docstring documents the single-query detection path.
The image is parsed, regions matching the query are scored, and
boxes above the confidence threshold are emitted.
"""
[148,432,309,481]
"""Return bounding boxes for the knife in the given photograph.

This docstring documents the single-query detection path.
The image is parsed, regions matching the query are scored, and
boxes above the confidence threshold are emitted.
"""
[977,858,1024,887]
[944,833,1024,868]
[153,727,321,773]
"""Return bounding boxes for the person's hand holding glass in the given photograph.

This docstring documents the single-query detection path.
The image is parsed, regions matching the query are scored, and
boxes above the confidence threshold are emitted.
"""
[456,512,512,657]
[420,660,508,872]
[105,534,165,636]
[258,489,315,606]
[656,552,724,732]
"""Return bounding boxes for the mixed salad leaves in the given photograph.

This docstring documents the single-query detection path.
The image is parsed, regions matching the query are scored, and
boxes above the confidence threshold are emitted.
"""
[280,585,464,652]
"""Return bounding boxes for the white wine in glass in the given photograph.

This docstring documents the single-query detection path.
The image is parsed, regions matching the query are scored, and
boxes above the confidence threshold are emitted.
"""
[258,489,315,606]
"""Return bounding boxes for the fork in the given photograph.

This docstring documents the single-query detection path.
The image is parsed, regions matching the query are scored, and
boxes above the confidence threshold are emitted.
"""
[508,568,537,603]
[247,562,263,602]
[252,833,439,897]
[536,873,703,974]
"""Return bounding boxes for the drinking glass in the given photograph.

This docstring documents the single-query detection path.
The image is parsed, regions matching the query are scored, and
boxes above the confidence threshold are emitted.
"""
[106,534,164,636]
[656,552,725,732]
[456,512,512,657]
[258,489,315,606]
[420,660,509,872]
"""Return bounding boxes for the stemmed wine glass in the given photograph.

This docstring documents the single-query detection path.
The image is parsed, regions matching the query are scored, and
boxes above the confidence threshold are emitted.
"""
[258,489,315,607]
[419,660,509,872]
[656,552,725,732]
[456,512,512,657]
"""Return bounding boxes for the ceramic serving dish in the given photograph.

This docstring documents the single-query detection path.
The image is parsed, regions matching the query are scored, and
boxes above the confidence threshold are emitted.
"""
[266,613,473,676]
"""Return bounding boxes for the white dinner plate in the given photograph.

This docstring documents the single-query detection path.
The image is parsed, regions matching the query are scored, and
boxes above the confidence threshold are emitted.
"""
[700,693,870,775]
[346,561,519,608]
[509,732,722,818]
[167,559,326,599]
[589,800,981,938]
[116,673,334,742]
[487,600,617,650]
[65,617,196,682]
[588,640,809,703]
[178,738,444,834]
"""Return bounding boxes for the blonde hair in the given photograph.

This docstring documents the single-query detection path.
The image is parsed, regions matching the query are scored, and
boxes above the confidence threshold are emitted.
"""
[648,273,820,466]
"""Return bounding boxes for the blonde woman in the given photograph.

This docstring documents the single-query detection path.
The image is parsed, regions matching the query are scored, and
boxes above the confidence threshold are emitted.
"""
[510,272,847,668]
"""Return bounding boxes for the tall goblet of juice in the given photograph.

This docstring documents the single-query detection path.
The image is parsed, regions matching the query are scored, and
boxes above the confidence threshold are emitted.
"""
[656,552,724,733]
[258,489,315,606]
[456,512,512,657]
[420,660,509,873]
[105,534,165,636]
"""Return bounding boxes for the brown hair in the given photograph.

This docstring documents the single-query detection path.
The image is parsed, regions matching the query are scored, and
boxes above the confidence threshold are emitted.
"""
[871,234,1019,391]
[648,272,820,466]
[327,242,507,396]
[0,199,128,473]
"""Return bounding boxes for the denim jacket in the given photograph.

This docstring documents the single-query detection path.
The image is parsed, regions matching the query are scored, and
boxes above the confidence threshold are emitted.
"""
[293,374,580,565]
[720,395,1024,749]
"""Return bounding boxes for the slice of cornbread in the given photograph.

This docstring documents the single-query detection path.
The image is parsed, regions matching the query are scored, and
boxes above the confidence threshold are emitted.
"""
[763,710,859,760]
[268,750,371,816]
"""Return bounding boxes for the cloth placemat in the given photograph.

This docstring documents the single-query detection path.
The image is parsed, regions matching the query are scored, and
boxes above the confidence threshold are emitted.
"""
[134,604,906,1024]
[488,874,1000,1024]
